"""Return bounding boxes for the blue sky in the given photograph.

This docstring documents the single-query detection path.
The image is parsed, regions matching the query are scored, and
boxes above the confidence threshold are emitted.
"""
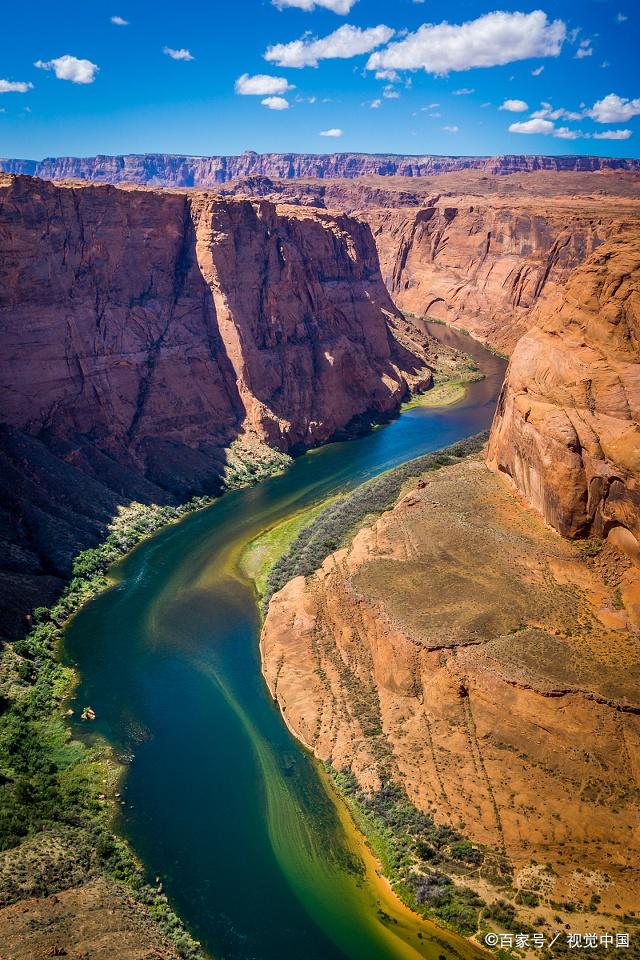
[0,0,637,159]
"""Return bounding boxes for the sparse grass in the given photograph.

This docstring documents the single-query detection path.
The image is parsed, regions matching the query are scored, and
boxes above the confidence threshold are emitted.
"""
[576,537,604,560]
[329,768,490,937]
[240,496,341,597]
[265,433,488,603]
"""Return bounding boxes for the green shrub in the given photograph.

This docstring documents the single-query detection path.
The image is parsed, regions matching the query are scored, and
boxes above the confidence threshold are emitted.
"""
[266,433,487,601]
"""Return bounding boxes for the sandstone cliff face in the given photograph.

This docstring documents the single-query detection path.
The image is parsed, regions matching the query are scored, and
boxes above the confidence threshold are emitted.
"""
[488,234,640,550]
[367,204,625,353]
[261,458,640,918]
[219,173,640,354]
[2,153,639,186]
[0,174,433,638]
[0,175,427,473]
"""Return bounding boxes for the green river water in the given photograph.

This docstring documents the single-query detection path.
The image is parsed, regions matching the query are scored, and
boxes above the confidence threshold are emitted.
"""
[63,324,506,960]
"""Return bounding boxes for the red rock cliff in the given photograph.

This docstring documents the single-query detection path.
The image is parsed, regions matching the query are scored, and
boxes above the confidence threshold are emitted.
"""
[488,233,640,549]
[368,203,630,353]
[0,174,433,638]
[0,175,431,481]
[2,152,639,186]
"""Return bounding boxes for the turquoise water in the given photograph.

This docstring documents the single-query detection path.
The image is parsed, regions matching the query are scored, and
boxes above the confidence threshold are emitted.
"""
[64,325,505,960]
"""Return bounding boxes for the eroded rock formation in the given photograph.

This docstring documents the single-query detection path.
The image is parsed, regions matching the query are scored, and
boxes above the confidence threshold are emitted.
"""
[261,457,640,920]
[217,171,640,354]
[2,152,639,186]
[368,205,621,353]
[0,174,434,638]
[488,234,640,552]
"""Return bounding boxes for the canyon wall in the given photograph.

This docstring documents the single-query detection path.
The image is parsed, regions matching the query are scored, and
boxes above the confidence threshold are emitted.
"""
[217,172,640,354]
[261,457,640,920]
[368,204,634,353]
[2,152,639,186]
[488,234,640,551]
[0,174,433,638]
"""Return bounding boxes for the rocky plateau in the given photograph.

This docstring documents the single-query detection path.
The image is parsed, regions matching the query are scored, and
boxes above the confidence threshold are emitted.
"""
[2,152,639,187]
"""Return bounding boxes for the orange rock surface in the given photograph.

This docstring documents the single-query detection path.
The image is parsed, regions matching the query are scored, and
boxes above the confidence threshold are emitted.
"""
[488,234,640,547]
[261,457,640,921]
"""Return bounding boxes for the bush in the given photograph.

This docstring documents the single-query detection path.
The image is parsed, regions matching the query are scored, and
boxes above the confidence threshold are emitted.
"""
[449,840,483,865]
[484,899,518,929]
[516,890,540,907]
[328,768,487,937]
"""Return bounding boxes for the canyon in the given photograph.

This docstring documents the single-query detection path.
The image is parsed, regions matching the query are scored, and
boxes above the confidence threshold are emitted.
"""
[254,172,640,935]
[0,173,435,640]
[2,152,640,187]
[1,163,639,956]
[259,233,640,930]
[261,452,640,924]
[218,168,640,353]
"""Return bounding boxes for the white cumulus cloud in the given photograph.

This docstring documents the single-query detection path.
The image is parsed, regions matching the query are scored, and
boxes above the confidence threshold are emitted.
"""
[553,126,582,140]
[235,73,294,95]
[500,99,529,112]
[531,65,544,76]
[531,101,583,121]
[0,79,33,93]
[374,69,399,81]
[593,128,632,139]
[261,96,289,110]
[589,93,640,123]
[34,55,99,84]
[370,98,381,108]
[163,47,194,61]
[366,11,565,76]
[272,0,357,11]
[320,127,343,136]
[111,15,128,26]
[265,24,394,68]
[509,117,554,134]
[575,40,593,59]
[443,125,459,133]
[453,87,474,95]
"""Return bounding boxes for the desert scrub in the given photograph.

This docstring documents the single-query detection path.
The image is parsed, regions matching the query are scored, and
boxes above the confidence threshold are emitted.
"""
[576,537,604,560]
[265,433,488,603]
[222,436,292,489]
[328,768,488,937]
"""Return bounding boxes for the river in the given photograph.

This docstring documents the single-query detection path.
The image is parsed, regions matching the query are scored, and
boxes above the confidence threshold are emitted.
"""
[63,324,506,960]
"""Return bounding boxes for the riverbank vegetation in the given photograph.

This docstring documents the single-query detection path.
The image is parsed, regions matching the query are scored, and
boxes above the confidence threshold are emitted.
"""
[0,496,221,957]
[264,433,487,604]
[329,769,500,938]
[0,436,300,954]
[240,496,341,598]
[401,375,481,410]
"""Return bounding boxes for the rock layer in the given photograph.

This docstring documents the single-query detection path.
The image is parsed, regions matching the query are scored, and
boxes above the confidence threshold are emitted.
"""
[2,152,639,186]
[488,234,640,548]
[261,457,640,919]
[218,171,640,354]
[0,174,434,638]
[368,205,622,353]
